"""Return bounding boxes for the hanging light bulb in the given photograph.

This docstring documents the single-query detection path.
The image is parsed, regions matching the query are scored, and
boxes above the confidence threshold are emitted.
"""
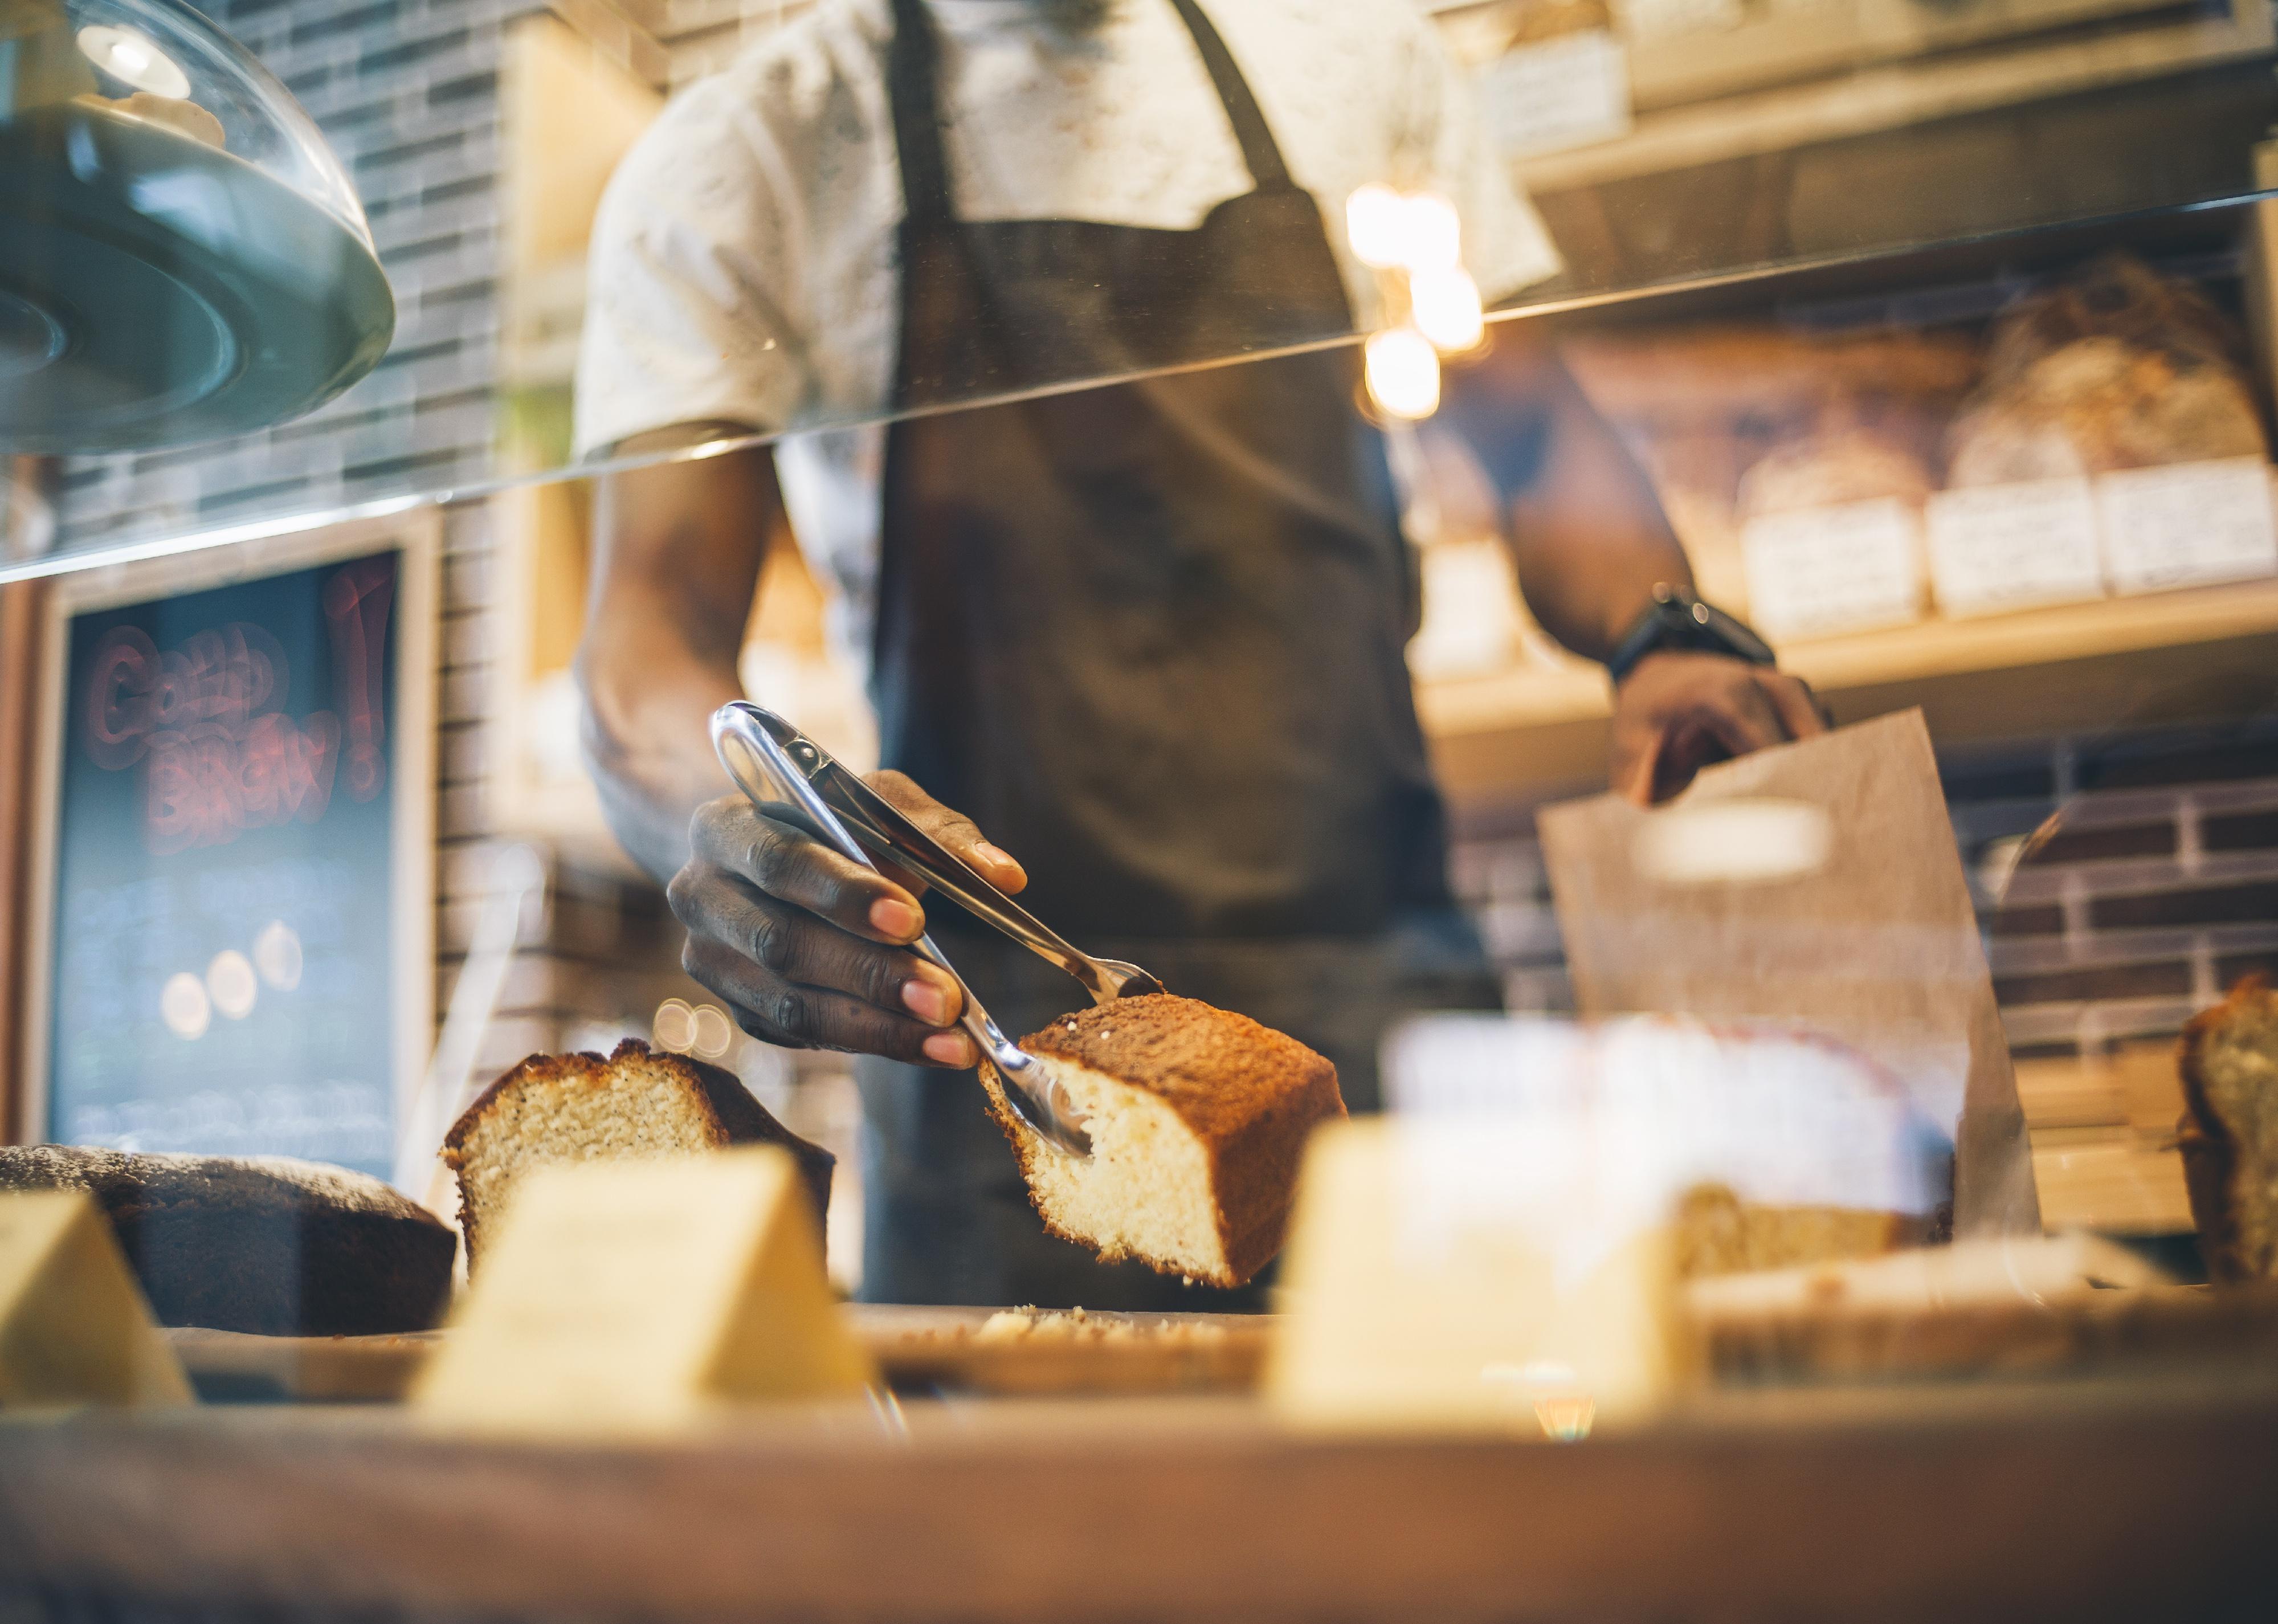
[1345,185,1410,270]
[1411,267,1485,354]
[1366,327,1442,421]
[77,26,193,99]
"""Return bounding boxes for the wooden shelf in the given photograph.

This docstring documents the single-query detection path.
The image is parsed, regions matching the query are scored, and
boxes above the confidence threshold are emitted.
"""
[1514,0,2273,193]
[1421,576,2278,807]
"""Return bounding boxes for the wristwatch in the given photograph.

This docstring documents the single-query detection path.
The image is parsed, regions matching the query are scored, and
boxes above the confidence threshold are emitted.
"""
[1605,584,1777,686]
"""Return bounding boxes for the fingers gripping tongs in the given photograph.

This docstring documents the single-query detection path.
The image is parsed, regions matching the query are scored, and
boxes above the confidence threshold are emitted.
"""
[711,701,1165,1157]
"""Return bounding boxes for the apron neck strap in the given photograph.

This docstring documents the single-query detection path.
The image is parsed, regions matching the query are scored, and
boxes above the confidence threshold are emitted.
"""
[888,0,957,227]
[888,0,1299,229]
[1163,0,1294,193]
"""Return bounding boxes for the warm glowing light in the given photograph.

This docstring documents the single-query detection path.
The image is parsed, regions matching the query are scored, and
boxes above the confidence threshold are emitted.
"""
[691,1003,735,1061]
[1634,798,1832,887]
[654,997,697,1053]
[160,972,210,1040]
[253,920,303,991]
[1345,185,1410,270]
[76,26,191,99]
[207,950,257,1020]
[1365,327,1441,421]
[1411,267,1484,353]
[1401,193,1463,274]
[1346,186,1465,274]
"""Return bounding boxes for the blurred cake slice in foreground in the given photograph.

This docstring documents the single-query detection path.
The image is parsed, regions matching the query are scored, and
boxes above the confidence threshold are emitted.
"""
[2179,976,2278,1281]
[982,994,1346,1289]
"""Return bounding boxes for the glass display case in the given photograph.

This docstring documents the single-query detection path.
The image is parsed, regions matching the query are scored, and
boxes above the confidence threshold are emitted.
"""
[4,0,2278,1617]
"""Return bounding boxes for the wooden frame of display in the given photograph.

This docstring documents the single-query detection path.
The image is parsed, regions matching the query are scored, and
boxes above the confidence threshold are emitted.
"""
[14,511,439,1150]
[1511,0,2275,190]
[0,577,50,1143]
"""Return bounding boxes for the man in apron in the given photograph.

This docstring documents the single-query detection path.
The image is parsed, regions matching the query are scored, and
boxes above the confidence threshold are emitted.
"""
[575,0,1824,1307]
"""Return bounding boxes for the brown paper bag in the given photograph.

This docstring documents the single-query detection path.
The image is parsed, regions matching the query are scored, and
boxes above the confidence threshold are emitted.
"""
[1537,708,2040,1237]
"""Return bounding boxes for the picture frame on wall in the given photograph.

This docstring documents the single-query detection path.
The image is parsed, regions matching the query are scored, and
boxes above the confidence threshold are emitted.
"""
[16,511,438,1182]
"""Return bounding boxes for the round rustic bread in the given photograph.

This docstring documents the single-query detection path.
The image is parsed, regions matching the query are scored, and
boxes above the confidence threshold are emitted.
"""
[0,1146,456,1336]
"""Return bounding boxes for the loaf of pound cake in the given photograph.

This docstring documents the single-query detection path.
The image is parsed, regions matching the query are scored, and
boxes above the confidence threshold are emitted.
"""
[0,1146,455,1335]
[443,1038,834,1270]
[2178,976,2278,1281]
[980,994,1346,1289]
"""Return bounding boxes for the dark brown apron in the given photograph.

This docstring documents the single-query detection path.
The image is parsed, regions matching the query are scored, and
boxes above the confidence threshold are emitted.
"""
[856,0,1499,1309]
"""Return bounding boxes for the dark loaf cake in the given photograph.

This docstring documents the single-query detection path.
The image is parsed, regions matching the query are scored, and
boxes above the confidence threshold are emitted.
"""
[0,1146,456,1335]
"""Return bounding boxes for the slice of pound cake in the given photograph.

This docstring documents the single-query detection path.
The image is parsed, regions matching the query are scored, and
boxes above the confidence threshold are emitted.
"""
[443,1039,834,1270]
[980,994,1346,1289]
[2179,976,2278,1281]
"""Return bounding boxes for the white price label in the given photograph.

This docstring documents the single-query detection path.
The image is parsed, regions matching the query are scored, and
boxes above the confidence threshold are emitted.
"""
[1924,479,2104,617]
[2098,458,2278,595]
[1741,499,1924,641]
[1480,32,1632,159]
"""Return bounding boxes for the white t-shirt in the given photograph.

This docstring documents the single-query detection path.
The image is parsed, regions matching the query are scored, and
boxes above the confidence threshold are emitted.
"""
[575,0,1562,668]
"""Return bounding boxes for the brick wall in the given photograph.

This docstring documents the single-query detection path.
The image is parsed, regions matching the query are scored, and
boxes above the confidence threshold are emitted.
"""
[52,0,537,556]
[1451,723,2278,1047]
[1446,717,2278,1242]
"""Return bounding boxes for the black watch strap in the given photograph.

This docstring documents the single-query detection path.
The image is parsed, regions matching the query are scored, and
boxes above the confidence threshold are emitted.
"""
[1606,585,1777,686]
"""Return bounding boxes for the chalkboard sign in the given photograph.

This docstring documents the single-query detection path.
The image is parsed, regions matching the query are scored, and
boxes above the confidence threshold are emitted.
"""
[23,517,436,1182]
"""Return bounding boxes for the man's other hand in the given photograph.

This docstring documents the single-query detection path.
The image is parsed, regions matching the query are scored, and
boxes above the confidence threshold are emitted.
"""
[667,772,1027,1066]
[1609,652,1828,804]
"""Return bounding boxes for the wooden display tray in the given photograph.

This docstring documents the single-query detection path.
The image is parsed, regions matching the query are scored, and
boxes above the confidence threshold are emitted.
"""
[164,1307,1275,1406]
[2,1373,2275,1622]
[160,1283,2278,1405]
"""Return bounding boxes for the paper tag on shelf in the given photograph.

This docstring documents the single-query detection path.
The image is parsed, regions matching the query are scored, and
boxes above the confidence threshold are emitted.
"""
[1267,1119,1691,1438]
[0,1191,193,1410]
[2099,458,2278,595]
[1740,499,1924,641]
[413,1149,874,1434]
[1924,479,2105,617]
[1480,31,1632,158]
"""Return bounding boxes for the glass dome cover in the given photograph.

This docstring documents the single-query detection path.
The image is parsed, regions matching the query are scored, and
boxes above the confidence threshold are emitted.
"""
[0,0,393,453]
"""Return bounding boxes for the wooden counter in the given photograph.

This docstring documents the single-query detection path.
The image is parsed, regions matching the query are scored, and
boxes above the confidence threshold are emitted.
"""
[2,1370,2275,1623]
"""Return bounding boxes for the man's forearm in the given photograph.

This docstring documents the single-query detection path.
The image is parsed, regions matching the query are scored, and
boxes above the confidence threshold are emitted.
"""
[578,433,778,883]
[1443,332,1692,662]
[581,652,742,883]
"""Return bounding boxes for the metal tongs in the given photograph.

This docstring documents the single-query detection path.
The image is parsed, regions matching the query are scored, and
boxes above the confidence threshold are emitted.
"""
[711,702,1165,1158]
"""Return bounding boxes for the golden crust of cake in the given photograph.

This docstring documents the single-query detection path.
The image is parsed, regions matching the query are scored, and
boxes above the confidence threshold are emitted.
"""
[1019,994,1339,1141]
[981,994,1345,1288]
[2178,976,2278,1282]
[442,1038,832,1267]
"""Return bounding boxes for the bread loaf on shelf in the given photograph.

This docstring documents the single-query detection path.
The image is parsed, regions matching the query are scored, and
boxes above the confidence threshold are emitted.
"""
[1948,251,2267,486]
[443,1038,833,1270]
[2178,976,2278,1282]
[0,1146,455,1335]
[981,994,1346,1290]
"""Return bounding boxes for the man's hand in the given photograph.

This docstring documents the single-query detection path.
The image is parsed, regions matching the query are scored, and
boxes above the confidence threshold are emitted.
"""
[667,771,1028,1067]
[1609,652,1828,805]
